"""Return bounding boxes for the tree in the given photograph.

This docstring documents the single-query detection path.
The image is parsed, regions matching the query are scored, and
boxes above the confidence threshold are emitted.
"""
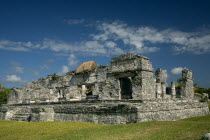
[0,89,11,105]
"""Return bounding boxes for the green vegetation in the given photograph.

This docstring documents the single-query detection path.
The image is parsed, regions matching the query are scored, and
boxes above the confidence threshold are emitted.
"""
[177,78,210,99]
[0,89,11,105]
[195,87,210,95]
[51,73,58,80]
[0,115,210,140]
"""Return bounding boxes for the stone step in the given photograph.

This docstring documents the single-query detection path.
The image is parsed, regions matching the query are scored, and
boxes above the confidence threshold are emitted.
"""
[12,116,29,119]
[11,113,31,121]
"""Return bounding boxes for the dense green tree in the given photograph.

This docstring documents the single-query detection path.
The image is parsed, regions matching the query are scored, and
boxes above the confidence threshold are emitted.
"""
[0,89,11,105]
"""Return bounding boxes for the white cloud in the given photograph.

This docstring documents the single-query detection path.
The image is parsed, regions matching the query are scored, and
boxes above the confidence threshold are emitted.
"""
[6,75,22,82]
[93,22,160,53]
[14,66,24,74]
[68,54,78,67]
[171,67,184,75]
[105,41,117,48]
[0,40,34,52]
[41,39,115,56]
[58,54,78,75]
[58,65,69,75]
[93,22,210,54]
[83,41,107,54]
[1,21,210,55]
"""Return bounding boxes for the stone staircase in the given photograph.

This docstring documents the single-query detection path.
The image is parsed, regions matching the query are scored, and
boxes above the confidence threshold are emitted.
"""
[11,108,31,122]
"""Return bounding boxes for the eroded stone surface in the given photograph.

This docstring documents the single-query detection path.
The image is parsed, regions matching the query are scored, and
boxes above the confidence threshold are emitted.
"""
[0,100,209,124]
[0,53,209,124]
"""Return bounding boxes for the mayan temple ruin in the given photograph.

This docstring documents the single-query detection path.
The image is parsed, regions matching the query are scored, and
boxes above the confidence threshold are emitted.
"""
[0,53,209,124]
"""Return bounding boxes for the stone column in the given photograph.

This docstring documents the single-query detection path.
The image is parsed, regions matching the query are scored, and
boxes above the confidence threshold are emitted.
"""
[171,82,176,99]
[155,68,167,99]
[156,83,162,98]
[161,82,166,98]
[132,71,156,100]
[180,69,194,99]
[81,85,86,100]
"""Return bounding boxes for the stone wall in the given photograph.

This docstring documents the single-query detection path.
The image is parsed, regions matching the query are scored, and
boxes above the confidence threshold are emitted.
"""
[181,69,194,99]
[0,100,209,124]
[6,53,200,104]
[4,53,208,125]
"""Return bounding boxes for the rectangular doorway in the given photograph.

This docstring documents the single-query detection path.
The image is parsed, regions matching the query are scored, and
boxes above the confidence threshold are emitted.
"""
[119,77,132,99]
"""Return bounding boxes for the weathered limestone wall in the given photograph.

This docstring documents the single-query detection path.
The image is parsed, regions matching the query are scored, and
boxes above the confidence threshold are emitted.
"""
[7,53,199,105]
[0,100,209,124]
[4,53,207,125]
[132,71,156,100]
[7,74,74,104]
[155,68,167,99]
[181,69,194,99]
[110,53,156,100]
[98,77,120,100]
[171,82,176,99]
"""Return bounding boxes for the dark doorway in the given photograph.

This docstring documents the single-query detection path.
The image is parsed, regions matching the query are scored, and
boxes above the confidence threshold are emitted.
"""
[120,77,132,99]
[86,86,93,96]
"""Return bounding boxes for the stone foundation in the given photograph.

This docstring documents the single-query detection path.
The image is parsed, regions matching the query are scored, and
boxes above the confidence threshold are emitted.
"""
[0,100,209,125]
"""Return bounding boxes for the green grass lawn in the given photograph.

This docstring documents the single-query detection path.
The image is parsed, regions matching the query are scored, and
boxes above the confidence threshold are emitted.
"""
[0,115,210,140]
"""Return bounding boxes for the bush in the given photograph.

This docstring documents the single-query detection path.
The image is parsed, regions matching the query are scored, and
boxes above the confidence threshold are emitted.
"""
[0,89,11,105]
[51,73,57,80]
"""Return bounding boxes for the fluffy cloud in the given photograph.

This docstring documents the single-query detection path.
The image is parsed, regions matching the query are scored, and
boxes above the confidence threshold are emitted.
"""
[0,40,39,52]
[93,22,162,53]
[93,22,210,54]
[6,75,22,82]
[58,65,69,75]
[171,67,184,75]
[40,39,114,56]
[58,54,78,75]
[1,21,210,55]
[68,54,78,67]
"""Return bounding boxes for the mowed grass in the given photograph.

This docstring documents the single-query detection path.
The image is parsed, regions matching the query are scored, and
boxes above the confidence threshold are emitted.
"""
[0,115,210,140]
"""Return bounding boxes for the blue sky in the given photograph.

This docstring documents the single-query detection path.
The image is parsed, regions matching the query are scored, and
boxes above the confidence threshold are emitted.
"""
[1,0,210,88]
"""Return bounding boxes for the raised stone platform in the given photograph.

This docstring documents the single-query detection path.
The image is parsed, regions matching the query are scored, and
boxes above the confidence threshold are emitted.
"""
[0,99,209,124]
[2,54,210,124]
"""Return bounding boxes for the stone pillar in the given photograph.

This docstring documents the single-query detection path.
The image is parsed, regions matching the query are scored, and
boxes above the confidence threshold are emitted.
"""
[81,85,86,100]
[171,82,176,99]
[180,69,194,99]
[156,83,162,98]
[132,71,156,100]
[161,82,166,98]
[65,86,71,101]
[155,68,167,99]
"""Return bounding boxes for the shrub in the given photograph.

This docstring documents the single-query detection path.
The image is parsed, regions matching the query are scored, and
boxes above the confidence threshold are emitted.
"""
[199,96,208,102]
[51,73,57,80]
[0,89,11,105]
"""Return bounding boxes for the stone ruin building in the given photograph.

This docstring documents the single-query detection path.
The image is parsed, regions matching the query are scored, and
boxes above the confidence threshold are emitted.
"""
[0,53,209,124]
